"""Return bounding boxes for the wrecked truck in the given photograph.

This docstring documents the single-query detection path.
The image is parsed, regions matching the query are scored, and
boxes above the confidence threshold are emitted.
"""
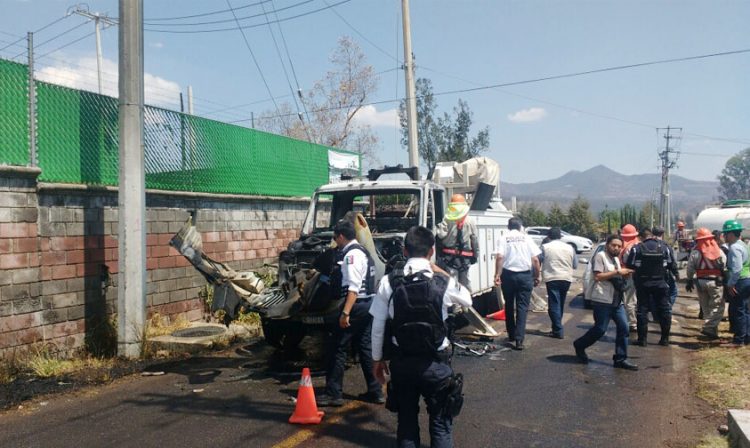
[171,158,513,349]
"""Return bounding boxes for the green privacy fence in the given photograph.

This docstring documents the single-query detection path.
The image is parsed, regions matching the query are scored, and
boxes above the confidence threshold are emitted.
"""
[1,57,355,197]
[0,58,29,165]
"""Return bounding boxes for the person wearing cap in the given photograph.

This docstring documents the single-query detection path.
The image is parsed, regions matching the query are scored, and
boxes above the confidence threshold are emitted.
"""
[722,220,750,346]
[619,224,640,332]
[494,217,542,350]
[436,193,478,291]
[686,228,727,340]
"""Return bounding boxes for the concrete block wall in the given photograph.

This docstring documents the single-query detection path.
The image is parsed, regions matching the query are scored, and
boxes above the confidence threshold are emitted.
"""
[0,167,310,357]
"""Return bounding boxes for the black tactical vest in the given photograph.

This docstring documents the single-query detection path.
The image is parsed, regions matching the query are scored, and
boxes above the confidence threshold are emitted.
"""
[390,269,450,356]
[635,239,667,284]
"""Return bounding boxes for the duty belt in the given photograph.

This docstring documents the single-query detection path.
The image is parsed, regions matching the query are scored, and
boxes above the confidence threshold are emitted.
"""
[442,248,474,257]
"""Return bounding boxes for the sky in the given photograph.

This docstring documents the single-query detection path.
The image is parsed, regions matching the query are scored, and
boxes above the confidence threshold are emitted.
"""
[1,0,748,184]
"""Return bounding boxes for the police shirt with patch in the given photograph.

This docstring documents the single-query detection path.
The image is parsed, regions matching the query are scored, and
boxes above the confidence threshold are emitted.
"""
[340,239,370,294]
[496,229,541,272]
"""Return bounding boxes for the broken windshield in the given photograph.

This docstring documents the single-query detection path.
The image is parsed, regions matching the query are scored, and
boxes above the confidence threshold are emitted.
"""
[303,189,423,235]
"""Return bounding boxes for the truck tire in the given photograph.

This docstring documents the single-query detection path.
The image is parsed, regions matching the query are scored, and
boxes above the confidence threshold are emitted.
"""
[261,319,306,350]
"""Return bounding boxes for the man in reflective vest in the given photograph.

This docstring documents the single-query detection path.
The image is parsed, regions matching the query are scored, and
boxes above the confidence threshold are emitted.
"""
[686,227,727,340]
[722,220,750,346]
[436,194,478,291]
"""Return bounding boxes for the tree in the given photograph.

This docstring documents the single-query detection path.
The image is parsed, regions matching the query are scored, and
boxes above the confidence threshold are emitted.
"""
[257,36,380,163]
[398,78,441,177]
[565,196,596,239]
[516,203,546,227]
[399,78,489,178]
[547,203,567,228]
[718,147,750,201]
[637,201,658,231]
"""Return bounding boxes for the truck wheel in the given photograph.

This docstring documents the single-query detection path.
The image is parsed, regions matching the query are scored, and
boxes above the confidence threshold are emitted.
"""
[262,319,306,350]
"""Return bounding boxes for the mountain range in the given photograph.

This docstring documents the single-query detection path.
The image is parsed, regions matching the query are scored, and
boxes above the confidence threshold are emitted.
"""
[500,165,719,215]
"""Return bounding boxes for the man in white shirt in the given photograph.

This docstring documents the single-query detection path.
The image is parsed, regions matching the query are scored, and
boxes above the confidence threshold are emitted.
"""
[371,226,472,448]
[494,217,542,350]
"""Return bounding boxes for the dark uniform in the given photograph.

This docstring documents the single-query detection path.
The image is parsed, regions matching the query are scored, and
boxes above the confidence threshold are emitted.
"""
[625,237,677,345]
[370,257,472,448]
[322,240,381,404]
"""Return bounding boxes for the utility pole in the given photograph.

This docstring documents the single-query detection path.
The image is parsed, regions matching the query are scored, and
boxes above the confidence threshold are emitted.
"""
[71,5,116,95]
[187,85,194,115]
[117,0,145,359]
[401,0,419,173]
[657,126,682,238]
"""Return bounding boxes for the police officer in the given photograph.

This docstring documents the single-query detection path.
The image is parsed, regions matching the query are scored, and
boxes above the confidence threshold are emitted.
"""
[625,228,678,346]
[318,219,383,407]
[722,220,750,346]
[436,193,478,290]
[371,226,472,448]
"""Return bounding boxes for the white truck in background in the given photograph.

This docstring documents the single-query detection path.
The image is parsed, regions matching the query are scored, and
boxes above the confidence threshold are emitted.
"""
[694,200,750,238]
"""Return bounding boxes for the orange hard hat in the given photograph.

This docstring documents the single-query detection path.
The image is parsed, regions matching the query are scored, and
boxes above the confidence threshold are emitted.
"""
[450,193,467,204]
[695,227,713,240]
[677,221,685,228]
[621,224,638,238]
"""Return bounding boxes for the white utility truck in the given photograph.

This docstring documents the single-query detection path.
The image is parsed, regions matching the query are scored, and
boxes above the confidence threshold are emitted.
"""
[172,157,513,349]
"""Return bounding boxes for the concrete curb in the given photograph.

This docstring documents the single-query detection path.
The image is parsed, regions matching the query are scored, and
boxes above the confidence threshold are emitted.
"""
[148,322,261,354]
[729,409,750,448]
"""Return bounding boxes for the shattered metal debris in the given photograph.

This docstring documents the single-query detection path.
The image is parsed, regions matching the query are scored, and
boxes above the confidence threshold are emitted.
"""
[453,340,500,357]
[141,371,166,376]
[192,389,205,393]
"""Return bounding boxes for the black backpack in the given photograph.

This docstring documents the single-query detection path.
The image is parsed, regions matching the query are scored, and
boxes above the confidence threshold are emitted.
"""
[636,240,666,283]
[389,269,449,357]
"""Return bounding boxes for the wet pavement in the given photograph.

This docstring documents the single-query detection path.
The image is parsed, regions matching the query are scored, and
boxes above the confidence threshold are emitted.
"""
[0,265,714,448]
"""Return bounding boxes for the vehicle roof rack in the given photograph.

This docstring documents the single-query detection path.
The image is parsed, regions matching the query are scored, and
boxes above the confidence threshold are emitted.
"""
[367,164,419,181]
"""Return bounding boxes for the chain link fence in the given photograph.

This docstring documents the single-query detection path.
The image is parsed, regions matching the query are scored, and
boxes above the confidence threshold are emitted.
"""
[0,57,351,197]
[0,58,29,166]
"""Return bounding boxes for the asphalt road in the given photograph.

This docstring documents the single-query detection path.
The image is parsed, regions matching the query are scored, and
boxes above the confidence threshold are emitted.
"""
[0,261,712,448]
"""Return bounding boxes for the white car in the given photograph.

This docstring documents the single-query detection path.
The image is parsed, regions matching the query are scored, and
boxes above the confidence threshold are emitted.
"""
[526,226,594,253]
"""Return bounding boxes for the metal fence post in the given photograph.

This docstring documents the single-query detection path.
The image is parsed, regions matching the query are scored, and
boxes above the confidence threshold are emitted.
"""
[27,31,36,167]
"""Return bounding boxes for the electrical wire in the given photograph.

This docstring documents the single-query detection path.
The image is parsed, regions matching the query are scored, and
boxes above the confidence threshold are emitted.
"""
[142,0,315,27]
[224,0,285,128]
[322,0,400,63]
[143,0,274,22]
[144,0,352,34]
[37,31,96,60]
[269,0,315,141]
[0,13,72,53]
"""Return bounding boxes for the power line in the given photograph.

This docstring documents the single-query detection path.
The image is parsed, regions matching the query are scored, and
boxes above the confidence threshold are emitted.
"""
[322,0,400,63]
[10,19,92,60]
[143,0,274,22]
[224,0,285,127]
[144,0,353,33]
[229,46,750,122]
[0,14,72,53]
[142,0,315,27]
[37,31,96,60]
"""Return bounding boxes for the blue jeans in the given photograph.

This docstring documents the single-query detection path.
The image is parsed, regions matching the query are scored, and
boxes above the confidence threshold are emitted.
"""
[729,278,750,344]
[501,269,533,343]
[574,302,629,362]
[324,299,381,399]
[390,355,454,448]
[546,280,571,337]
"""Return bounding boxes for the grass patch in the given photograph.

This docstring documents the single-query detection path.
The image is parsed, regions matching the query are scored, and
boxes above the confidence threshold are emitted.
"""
[17,344,114,379]
[692,346,750,410]
[695,434,729,448]
[145,312,191,338]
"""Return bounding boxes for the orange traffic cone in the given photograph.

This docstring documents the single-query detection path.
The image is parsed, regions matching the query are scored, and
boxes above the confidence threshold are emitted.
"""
[289,367,324,424]
[487,309,506,321]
